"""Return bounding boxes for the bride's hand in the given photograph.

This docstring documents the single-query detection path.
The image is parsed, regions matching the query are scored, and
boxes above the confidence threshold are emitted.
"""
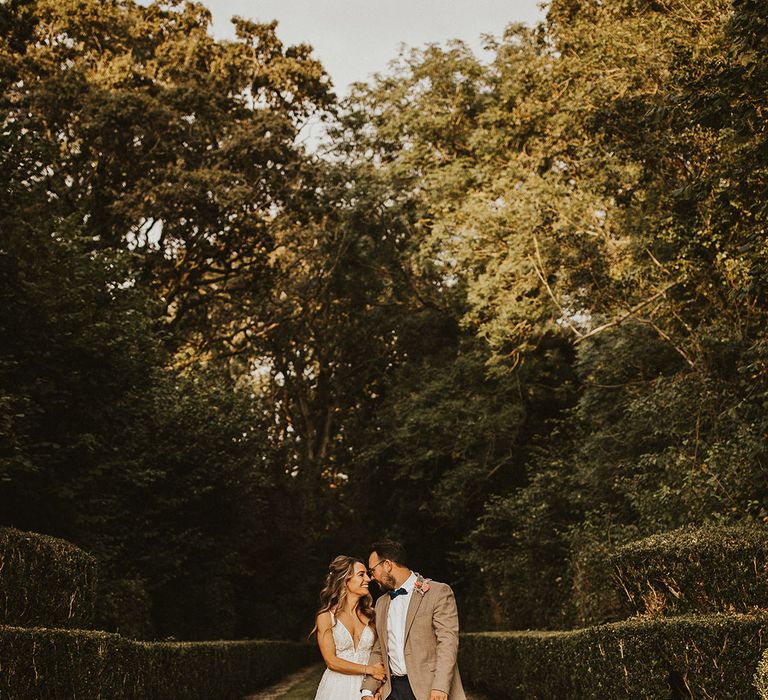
[366,662,386,681]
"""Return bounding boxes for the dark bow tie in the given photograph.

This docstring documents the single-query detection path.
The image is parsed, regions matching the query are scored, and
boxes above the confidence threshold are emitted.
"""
[389,587,407,599]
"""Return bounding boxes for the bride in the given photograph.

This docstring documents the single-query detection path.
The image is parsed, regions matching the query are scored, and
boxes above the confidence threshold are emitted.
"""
[312,555,386,700]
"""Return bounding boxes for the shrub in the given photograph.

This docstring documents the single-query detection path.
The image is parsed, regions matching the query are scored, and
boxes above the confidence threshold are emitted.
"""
[569,528,625,626]
[0,527,97,628]
[95,577,154,639]
[460,613,768,699]
[755,647,768,699]
[612,525,768,617]
[0,625,317,699]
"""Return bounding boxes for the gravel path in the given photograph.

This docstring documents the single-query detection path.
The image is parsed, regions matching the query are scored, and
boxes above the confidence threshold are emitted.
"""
[243,665,489,700]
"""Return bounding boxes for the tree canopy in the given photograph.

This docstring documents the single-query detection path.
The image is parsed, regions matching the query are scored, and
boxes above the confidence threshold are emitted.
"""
[2,0,767,638]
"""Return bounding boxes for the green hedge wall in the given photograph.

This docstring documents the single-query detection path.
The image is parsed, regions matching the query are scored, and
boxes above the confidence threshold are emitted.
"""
[756,647,768,699]
[0,527,97,628]
[460,613,768,699]
[612,525,768,617]
[0,625,317,699]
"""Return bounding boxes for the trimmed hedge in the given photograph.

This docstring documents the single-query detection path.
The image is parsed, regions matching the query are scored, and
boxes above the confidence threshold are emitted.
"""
[756,647,768,699]
[0,527,97,628]
[0,625,318,699]
[460,613,768,699]
[612,525,768,617]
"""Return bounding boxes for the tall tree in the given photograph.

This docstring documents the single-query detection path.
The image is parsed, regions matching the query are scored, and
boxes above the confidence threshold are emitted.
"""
[0,0,336,639]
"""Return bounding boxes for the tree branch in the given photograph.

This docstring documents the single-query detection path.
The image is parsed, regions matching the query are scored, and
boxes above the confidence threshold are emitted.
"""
[574,280,681,345]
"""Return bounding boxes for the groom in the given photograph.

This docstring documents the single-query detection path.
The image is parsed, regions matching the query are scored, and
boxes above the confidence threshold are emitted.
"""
[360,539,466,700]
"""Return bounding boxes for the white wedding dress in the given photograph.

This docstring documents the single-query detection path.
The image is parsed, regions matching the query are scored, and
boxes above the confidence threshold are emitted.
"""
[314,613,375,700]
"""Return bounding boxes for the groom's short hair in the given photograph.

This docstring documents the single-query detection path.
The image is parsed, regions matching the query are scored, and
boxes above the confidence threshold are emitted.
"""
[370,539,408,567]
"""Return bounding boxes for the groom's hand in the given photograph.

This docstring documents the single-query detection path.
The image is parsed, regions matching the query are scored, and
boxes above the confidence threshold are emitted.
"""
[368,661,386,681]
[429,691,448,700]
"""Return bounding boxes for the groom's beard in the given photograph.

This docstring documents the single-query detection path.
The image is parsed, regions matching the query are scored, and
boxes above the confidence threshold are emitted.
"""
[378,572,397,592]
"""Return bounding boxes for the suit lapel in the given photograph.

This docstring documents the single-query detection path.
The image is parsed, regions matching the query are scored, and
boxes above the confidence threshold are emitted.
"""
[379,594,391,656]
[403,587,424,642]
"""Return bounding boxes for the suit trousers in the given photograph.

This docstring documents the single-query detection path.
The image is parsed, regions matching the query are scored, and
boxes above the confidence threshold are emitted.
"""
[389,675,417,700]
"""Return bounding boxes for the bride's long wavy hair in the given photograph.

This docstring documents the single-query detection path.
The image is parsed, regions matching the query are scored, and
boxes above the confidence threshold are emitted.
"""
[310,555,374,637]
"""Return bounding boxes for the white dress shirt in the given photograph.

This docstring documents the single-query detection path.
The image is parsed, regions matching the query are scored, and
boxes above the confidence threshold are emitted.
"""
[386,571,417,677]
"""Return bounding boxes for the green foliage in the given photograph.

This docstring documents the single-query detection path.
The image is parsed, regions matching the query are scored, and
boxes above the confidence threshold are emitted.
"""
[455,0,768,629]
[4,0,768,645]
[0,0,334,366]
[0,528,97,628]
[0,624,316,699]
[755,646,768,699]
[0,0,336,640]
[0,205,288,638]
[461,614,768,699]
[613,525,768,617]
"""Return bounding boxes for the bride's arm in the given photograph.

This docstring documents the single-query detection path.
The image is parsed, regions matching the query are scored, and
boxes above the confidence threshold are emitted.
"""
[361,627,385,696]
[315,613,383,678]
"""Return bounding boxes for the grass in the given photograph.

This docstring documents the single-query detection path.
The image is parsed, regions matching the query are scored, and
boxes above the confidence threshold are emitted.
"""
[273,666,325,699]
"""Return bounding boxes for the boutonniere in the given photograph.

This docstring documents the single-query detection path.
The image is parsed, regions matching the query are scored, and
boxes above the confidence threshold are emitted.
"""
[413,575,432,596]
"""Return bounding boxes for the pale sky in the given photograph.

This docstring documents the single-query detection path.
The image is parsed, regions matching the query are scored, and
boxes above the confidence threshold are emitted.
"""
[153,1,547,95]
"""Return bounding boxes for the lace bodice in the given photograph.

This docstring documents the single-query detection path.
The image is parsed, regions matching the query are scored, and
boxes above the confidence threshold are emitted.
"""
[330,613,374,662]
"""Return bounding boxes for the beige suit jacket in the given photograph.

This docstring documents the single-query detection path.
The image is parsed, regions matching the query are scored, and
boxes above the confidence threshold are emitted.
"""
[361,576,466,700]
